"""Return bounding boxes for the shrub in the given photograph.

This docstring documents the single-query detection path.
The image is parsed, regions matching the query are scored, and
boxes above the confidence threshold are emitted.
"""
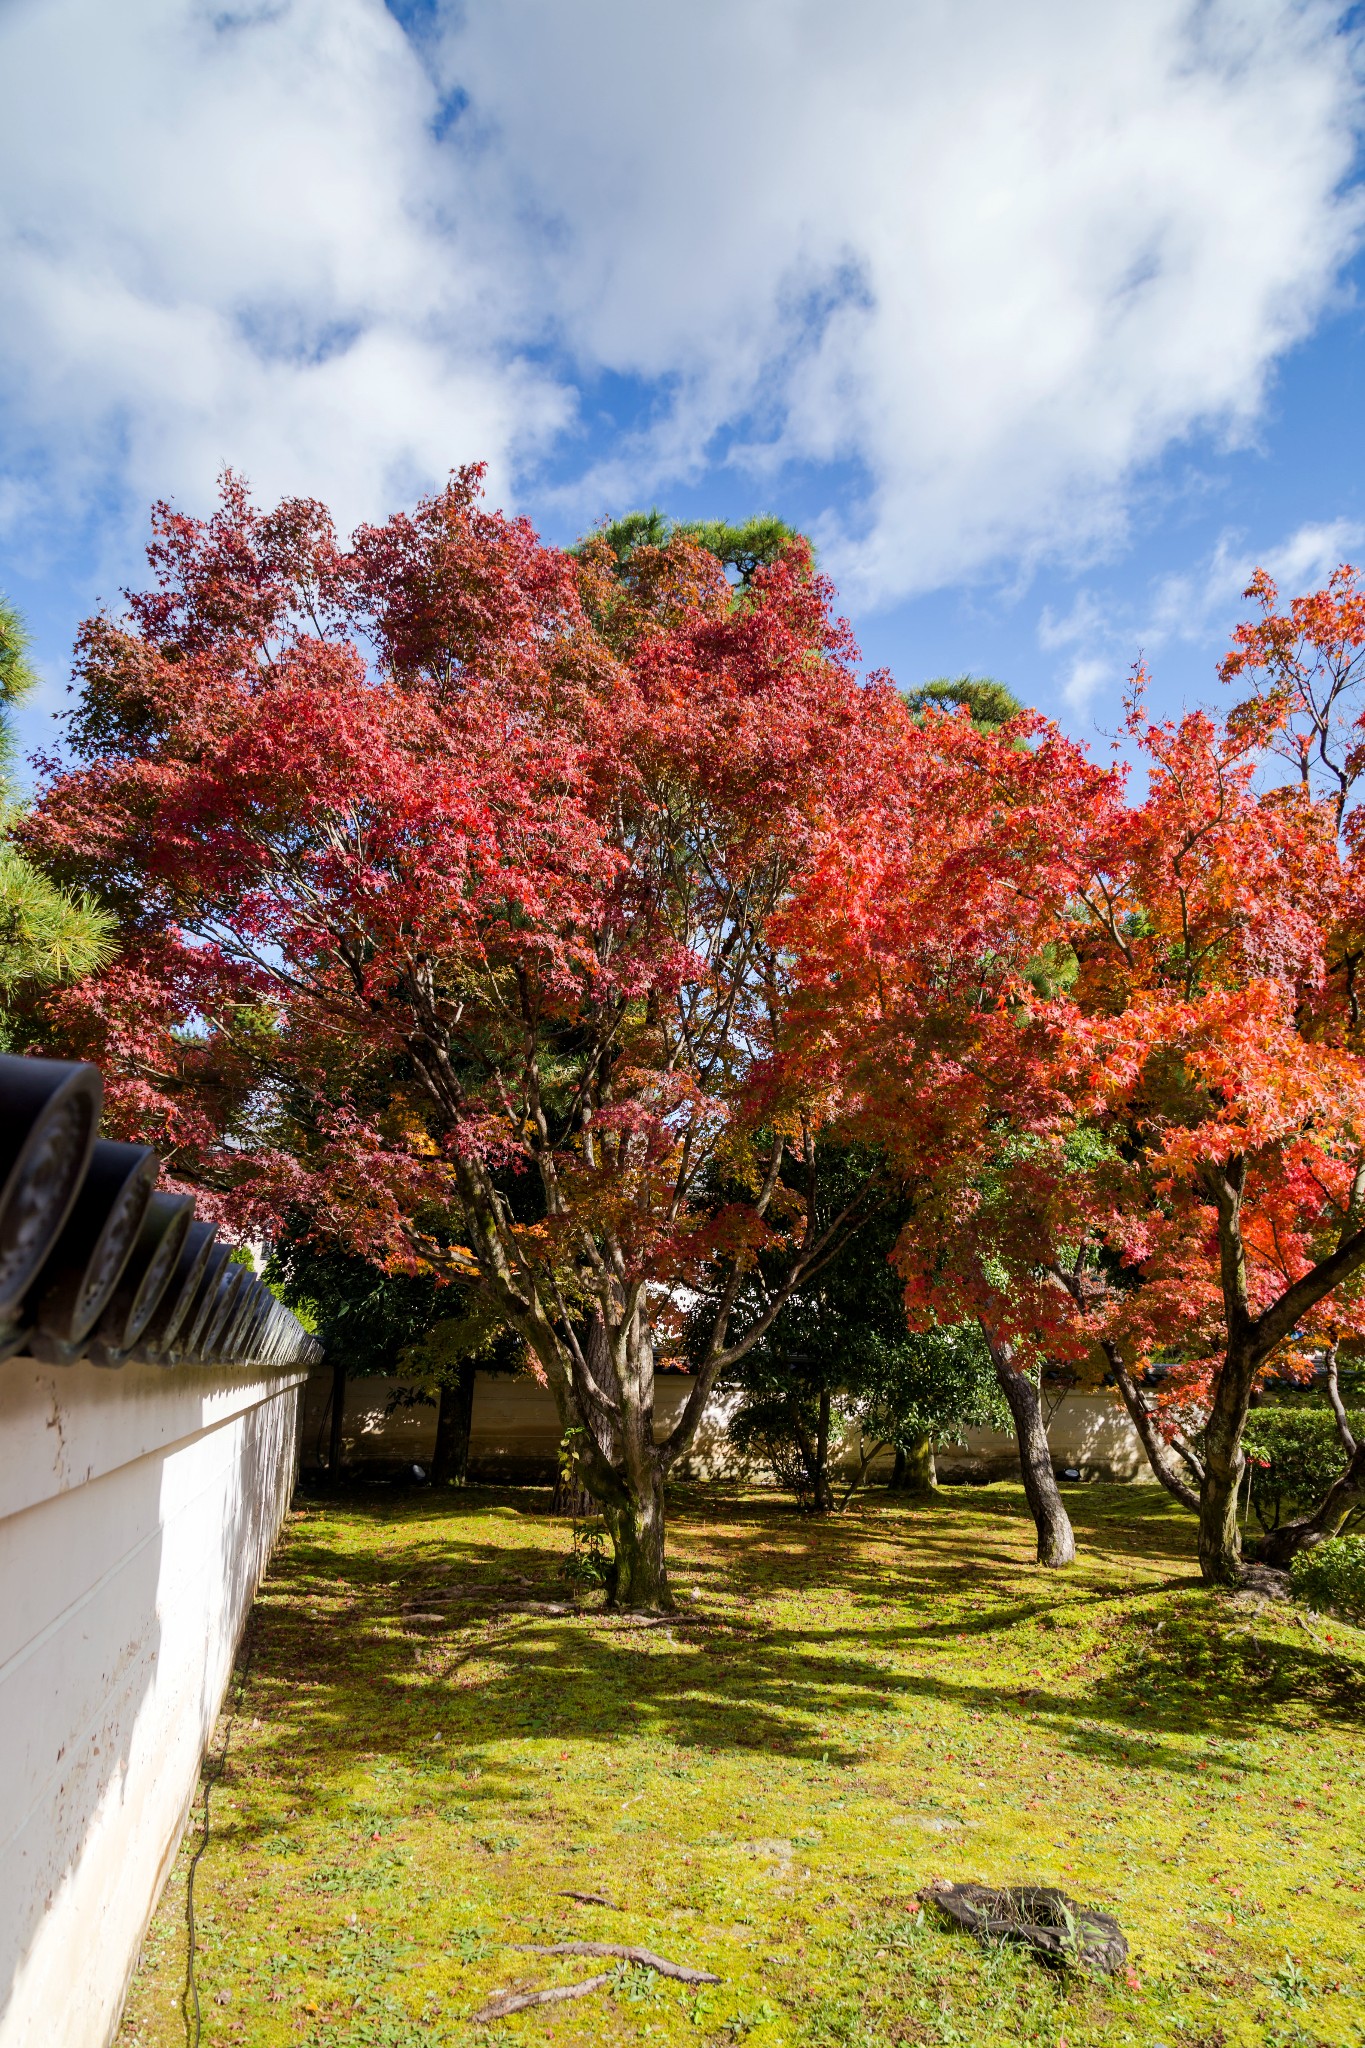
[1240,1409,1364,1532]
[1290,1535,1365,1620]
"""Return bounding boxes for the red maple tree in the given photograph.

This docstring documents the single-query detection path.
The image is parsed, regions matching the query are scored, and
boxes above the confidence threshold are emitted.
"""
[24,469,898,1608]
[784,666,1365,1582]
[1221,562,1365,829]
[779,701,1121,1564]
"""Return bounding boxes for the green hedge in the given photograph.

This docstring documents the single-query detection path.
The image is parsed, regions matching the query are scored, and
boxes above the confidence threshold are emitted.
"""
[1240,1408,1364,1532]
[1290,1535,1365,1621]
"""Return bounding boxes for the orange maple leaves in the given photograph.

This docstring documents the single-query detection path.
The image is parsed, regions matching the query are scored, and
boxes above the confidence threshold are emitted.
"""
[782,630,1365,1411]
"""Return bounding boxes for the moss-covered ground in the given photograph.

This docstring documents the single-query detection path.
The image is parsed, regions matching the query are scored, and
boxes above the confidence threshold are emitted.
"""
[117,1483,1365,2048]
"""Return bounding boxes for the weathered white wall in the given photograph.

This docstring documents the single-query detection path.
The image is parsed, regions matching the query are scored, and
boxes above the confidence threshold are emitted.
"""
[0,1357,306,2048]
[300,1370,1151,1484]
[298,1367,437,1468]
[935,1391,1153,1483]
[298,1367,742,1479]
[466,1371,744,1482]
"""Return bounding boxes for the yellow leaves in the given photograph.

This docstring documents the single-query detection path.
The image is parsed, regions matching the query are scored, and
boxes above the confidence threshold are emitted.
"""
[708,1112,805,1198]
[379,1102,441,1156]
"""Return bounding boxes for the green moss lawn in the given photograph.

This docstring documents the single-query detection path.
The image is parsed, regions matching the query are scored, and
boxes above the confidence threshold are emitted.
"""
[117,1485,1365,2048]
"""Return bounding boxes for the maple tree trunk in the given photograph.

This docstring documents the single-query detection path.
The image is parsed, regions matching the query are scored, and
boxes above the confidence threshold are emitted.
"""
[602,1472,671,1611]
[1198,1341,1257,1585]
[889,1433,937,1494]
[1200,1170,1365,1579]
[1104,1342,1201,1513]
[326,1360,347,1487]
[988,1339,1075,1567]
[432,1362,477,1484]
[568,1311,675,1611]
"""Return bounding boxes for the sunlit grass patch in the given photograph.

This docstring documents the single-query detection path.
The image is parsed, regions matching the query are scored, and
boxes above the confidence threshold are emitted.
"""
[117,1483,1365,2047]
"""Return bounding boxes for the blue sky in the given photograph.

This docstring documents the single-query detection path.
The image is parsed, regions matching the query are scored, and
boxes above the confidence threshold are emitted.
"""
[3,0,1365,785]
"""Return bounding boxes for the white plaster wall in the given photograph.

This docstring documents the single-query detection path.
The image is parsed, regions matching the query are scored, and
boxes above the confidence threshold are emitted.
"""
[467,1371,743,1481]
[298,1368,439,1468]
[298,1367,743,1480]
[937,1392,1153,1482]
[299,1370,1151,1484]
[0,1357,306,2048]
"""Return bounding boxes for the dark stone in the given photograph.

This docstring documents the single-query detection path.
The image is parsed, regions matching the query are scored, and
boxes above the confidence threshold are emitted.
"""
[923,1882,1128,1973]
[1235,1562,1292,1601]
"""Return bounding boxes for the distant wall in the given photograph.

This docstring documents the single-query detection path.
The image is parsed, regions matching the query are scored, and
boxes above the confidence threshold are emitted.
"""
[0,1357,305,2048]
[934,1392,1152,1484]
[300,1371,1152,1485]
[298,1369,744,1481]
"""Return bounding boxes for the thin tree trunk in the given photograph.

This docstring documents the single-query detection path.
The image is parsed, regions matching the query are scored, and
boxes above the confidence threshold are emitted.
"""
[432,1361,478,1484]
[1259,1439,1365,1567]
[838,1435,889,1506]
[985,1330,1075,1567]
[1104,1342,1201,1512]
[888,1432,937,1494]
[327,1360,347,1487]
[811,1387,835,1514]
[786,1399,828,1513]
[1324,1341,1358,1456]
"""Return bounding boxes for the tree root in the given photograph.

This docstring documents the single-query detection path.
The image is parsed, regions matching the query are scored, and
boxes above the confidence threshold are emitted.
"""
[470,1943,721,2024]
[471,1973,613,2022]
[513,1941,721,1984]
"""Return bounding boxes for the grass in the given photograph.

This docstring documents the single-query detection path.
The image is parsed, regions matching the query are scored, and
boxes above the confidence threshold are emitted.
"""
[116,1482,1365,2048]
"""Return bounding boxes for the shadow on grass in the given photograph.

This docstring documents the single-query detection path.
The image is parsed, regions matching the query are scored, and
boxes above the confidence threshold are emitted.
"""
[244,1482,1365,1847]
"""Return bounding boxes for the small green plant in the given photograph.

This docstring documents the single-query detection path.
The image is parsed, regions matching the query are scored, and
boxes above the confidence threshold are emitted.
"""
[1291,1533,1365,1619]
[556,1425,612,1590]
[446,1928,491,1964]
[1242,1411,1365,1532]
[561,1515,611,1590]
[1264,1951,1311,2005]
[611,1960,664,2006]
[1057,1898,1081,1969]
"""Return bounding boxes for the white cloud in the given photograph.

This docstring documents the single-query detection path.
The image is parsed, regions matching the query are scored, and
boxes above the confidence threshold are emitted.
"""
[0,0,1362,600]
[1149,517,1365,641]
[0,0,567,543]
[439,0,1365,597]
[1038,592,1111,654]
[1032,516,1365,714]
[1060,656,1113,711]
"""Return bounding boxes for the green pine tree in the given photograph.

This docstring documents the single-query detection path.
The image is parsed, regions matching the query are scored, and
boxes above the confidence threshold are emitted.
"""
[578,509,803,585]
[901,674,1025,730]
[0,591,116,1045]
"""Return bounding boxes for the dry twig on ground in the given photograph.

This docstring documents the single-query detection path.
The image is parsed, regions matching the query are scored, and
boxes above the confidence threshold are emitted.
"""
[470,1973,613,2022]
[513,1941,721,1984]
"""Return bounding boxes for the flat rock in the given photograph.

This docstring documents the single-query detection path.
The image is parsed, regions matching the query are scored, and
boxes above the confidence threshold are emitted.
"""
[1236,1563,1292,1601]
[923,1882,1128,1973]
